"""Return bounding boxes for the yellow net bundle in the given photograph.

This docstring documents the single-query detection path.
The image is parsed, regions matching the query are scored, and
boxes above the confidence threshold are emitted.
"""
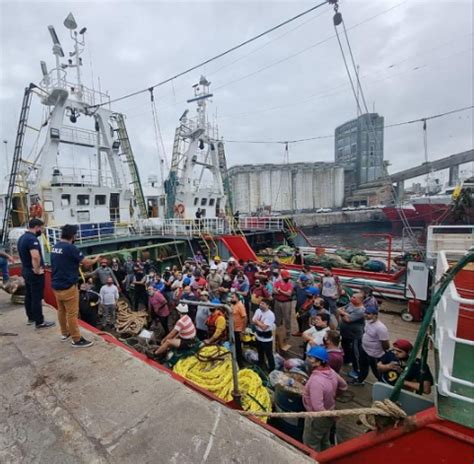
[173,346,272,421]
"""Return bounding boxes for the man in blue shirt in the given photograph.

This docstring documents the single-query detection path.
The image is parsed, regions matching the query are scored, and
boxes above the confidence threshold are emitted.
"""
[51,224,100,348]
[17,218,55,329]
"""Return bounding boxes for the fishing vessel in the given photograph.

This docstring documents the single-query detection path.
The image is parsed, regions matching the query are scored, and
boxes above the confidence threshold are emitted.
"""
[2,10,473,463]
[382,178,474,228]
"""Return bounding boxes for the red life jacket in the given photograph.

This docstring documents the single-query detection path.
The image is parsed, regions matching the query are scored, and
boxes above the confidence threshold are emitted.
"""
[206,310,227,341]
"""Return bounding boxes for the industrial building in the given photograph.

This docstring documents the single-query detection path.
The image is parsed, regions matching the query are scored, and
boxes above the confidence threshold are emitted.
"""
[228,162,344,214]
[335,113,385,195]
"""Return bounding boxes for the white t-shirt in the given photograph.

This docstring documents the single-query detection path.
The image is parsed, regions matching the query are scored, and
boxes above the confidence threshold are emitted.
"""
[362,319,389,358]
[322,276,338,298]
[303,326,330,352]
[252,308,275,342]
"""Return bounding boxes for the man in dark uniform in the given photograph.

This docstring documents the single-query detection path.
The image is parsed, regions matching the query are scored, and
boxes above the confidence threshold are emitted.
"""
[51,224,100,347]
[17,218,55,329]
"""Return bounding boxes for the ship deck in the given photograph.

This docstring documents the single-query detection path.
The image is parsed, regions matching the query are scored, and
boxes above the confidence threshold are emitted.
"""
[286,300,435,443]
[0,292,313,464]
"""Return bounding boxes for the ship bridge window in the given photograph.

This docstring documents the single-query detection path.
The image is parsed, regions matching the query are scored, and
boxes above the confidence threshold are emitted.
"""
[61,194,71,206]
[95,194,106,206]
[209,198,215,206]
[77,194,90,206]
[194,197,199,206]
[200,198,207,206]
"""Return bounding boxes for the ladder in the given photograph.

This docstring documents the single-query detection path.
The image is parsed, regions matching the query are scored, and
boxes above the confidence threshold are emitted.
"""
[217,141,233,215]
[113,113,148,219]
[2,85,34,245]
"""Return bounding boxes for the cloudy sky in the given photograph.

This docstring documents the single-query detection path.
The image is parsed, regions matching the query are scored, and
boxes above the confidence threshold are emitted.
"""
[0,0,473,185]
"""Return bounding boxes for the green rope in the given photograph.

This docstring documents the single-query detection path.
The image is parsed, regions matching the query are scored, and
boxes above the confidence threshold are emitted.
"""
[390,251,474,402]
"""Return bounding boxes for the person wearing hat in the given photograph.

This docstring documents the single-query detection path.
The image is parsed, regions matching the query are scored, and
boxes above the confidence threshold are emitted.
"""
[154,303,196,356]
[302,346,348,452]
[250,278,270,316]
[51,224,101,347]
[86,257,120,291]
[272,269,294,348]
[207,266,222,297]
[204,299,227,345]
[350,305,389,385]
[337,293,366,378]
[295,286,322,334]
[377,339,433,394]
[212,255,227,275]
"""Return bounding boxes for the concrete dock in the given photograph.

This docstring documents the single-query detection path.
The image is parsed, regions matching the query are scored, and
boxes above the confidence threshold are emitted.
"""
[0,293,313,464]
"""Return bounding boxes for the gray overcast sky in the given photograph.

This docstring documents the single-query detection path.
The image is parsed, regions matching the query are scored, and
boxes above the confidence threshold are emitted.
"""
[0,0,473,185]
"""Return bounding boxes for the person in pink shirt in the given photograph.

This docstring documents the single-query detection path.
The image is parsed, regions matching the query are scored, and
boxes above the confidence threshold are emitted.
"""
[302,346,347,452]
[148,286,170,335]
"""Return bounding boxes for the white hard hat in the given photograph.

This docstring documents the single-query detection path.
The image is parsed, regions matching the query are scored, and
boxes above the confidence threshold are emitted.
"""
[176,303,189,314]
[228,257,236,262]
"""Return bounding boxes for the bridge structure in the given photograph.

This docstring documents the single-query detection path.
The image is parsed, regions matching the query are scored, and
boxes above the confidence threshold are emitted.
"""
[389,149,474,199]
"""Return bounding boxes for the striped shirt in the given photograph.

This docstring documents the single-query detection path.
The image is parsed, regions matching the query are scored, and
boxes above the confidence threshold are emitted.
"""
[174,315,196,339]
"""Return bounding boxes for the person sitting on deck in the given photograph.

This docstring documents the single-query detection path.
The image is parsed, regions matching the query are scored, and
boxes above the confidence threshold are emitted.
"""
[204,299,227,345]
[154,303,196,357]
[377,339,434,394]
[302,346,348,452]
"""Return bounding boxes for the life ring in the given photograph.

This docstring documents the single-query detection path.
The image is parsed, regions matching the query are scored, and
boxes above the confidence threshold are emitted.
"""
[174,203,185,218]
[29,201,43,219]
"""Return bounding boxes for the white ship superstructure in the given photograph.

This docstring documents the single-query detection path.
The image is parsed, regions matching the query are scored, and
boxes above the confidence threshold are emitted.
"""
[2,13,145,243]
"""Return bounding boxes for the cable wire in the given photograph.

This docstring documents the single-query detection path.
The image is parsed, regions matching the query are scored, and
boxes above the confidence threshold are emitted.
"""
[220,105,473,144]
[90,1,329,108]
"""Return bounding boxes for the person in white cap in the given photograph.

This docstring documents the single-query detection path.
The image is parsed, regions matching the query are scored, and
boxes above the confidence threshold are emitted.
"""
[154,303,196,356]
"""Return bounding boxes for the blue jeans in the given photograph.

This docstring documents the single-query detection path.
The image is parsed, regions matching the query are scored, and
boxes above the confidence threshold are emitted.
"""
[0,256,9,282]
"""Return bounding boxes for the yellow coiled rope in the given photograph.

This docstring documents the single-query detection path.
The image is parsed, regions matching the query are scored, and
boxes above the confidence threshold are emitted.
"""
[173,346,272,421]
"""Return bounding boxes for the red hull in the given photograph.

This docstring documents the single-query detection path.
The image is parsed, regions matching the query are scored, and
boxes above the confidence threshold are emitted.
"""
[382,206,425,227]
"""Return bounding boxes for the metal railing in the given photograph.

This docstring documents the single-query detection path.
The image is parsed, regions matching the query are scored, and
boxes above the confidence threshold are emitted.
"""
[434,250,474,406]
[238,216,285,231]
[40,71,111,107]
[46,218,230,245]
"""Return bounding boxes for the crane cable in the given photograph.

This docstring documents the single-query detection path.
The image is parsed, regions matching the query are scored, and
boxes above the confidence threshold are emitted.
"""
[149,88,169,183]
[333,5,421,251]
[90,0,330,109]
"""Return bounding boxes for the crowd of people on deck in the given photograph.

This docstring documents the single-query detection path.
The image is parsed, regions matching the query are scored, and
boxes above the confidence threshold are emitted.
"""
[4,220,434,453]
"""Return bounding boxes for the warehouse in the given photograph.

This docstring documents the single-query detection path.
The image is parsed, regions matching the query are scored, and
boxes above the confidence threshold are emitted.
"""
[228,162,345,214]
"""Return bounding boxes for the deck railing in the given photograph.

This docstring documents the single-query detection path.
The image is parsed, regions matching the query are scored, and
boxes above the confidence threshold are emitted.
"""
[44,216,288,246]
[237,217,285,231]
[45,218,230,245]
[434,250,474,419]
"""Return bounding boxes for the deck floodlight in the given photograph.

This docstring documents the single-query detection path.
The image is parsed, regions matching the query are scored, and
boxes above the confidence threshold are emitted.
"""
[64,13,78,30]
[48,25,65,57]
[79,27,87,35]
[40,61,48,77]
[112,140,121,150]
[48,25,61,45]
